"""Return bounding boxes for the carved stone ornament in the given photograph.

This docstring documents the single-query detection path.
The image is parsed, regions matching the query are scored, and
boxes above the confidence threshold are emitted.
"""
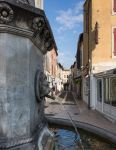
[0,1,55,52]
[32,17,45,33]
[43,29,51,39]
[0,3,14,23]
[35,70,50,102]
[45,38,53,51]
[17,0,29,4]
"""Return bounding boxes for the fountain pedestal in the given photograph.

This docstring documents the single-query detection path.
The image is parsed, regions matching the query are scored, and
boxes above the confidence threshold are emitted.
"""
[0,0,54,149]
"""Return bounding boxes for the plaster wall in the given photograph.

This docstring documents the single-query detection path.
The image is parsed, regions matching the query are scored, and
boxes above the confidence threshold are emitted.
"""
[62,70,70,84]
[91,0,116,65]
[84,0,116,74]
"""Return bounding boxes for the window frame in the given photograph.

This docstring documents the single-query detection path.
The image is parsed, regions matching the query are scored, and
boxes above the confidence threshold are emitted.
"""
[109,77,116,106]
[97,78,103,102]
[104,78,110,104]
[112,0,116,15]
[104,77,116,107]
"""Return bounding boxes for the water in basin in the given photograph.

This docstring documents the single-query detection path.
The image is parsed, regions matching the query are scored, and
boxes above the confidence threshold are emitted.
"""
[50,127,116,150]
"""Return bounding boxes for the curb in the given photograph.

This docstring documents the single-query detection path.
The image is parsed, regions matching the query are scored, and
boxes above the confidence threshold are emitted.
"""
[46,117,116,145]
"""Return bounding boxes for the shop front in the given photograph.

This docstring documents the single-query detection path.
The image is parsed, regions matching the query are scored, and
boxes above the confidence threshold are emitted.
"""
[95,70,116,121]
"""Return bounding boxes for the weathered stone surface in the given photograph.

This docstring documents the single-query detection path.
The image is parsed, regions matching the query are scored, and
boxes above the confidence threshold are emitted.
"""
[0,32,51,149]
[10,0,35,6]
[0,0,56,53]
[0,32,42,136]
[0,0,55,149]
[17,0,29,4]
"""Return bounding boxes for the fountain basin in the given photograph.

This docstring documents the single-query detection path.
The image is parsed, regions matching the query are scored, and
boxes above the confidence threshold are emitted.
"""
[46,117,116,149]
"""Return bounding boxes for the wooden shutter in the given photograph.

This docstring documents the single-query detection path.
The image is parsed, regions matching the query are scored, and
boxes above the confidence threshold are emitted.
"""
[113,28,116,56]
[95,22,99,44]
[114,0,116,12]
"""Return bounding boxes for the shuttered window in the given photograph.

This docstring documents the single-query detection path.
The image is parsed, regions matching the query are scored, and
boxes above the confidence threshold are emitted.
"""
[113,28,116,56]
[113,0,116,12]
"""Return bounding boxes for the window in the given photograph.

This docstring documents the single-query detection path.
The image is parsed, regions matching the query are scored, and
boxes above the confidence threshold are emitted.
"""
[104,78,110,104]
[110,78,116,106]
[112,28,116,57]
[97,79,102,102]
[113,0,116,13]
[104,78,116,107]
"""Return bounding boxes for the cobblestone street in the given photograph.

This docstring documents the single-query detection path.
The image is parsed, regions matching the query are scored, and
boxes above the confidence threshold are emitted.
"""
[45,91,116,143]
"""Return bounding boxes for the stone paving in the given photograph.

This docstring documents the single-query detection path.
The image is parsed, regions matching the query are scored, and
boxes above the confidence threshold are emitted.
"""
[45,91,116,135]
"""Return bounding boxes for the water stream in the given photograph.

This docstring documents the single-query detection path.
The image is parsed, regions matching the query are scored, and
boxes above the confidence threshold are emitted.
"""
[54,128,82,150]
[50,127,116,150]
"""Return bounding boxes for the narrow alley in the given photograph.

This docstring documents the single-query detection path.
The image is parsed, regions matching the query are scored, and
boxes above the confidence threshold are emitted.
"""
[0,0,116,150]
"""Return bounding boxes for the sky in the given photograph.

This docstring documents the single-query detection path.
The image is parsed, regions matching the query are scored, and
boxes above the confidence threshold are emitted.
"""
[44,0,84,69]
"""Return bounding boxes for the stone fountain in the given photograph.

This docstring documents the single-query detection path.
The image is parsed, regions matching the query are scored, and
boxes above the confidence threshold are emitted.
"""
[0,0,55,149]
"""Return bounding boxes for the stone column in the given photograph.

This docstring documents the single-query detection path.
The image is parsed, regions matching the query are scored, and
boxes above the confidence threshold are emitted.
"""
[0,0,55,149]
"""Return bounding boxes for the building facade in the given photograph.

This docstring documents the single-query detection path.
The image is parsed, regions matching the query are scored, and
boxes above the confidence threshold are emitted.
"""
[35,0,43,9]
[56,63,64,92]
[83,0,116,121]
[44,51,51,85]
[62,69,70,90]
[69,62,78,94]
[44,46,58,90]
[75,33,83,99]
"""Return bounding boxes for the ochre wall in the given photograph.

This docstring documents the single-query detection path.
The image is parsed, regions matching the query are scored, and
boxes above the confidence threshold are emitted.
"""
[91,0,116,64]
[83,0,116,70]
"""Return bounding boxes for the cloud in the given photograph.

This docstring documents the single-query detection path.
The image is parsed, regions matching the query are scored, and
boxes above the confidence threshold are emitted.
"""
[56,1,84,32]
[54,1,84,68]
[73,30,78,35]
[74,1,84,14]
[58,51,75,69]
